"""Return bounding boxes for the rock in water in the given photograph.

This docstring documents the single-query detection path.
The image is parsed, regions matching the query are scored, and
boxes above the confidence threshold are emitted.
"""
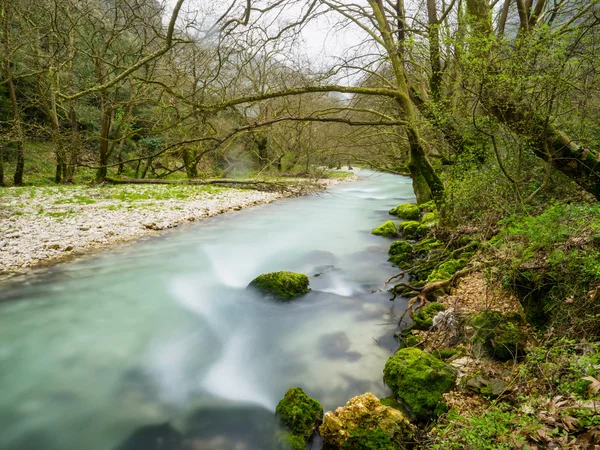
[383,348,457,422]
[248,271,310,300]
[371,220,398,237]
[275,387,323,449]
[389,203,421,220]
[319,392,415,449]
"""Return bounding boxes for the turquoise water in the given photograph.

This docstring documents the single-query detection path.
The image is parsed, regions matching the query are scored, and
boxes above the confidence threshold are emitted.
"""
[0,170,414,450]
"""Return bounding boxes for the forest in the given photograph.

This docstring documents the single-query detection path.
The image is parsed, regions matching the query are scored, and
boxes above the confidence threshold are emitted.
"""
[1,0,600,449]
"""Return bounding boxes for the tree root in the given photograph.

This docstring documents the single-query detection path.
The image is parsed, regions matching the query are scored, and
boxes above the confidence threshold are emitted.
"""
[394,265,483,327]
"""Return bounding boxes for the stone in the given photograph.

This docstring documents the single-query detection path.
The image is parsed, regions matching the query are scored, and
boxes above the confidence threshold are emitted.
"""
[275,387,323,448]
[389,203,421,220]
[388,240,414,268]
[320,392,415,449]
[471,311,527,361]
[248,271,310,300]
[371,220,399,238]
[383,348,457,422]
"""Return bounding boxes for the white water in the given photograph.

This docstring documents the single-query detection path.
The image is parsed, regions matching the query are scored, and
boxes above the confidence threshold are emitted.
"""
[0,170,414,450]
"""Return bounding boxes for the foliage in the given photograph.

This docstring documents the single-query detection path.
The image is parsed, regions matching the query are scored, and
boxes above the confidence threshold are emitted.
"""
[490,202,600,337]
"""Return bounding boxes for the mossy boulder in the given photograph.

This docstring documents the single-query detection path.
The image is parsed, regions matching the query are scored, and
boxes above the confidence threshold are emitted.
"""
[320,393,415,449]
[471,311,527,361]
[274,430,306,450]
[412,302,446,330]
[389,203,421,220]
[388,240,414,268]
[383,348,457,422]
[372,221,399,238]
[417,201,436,212]
[275,388,323,447]
[427,259,467,282]
[413,238,443,254]
[421,211,438,224]
[248,271,310,301]
[398,221,421,239]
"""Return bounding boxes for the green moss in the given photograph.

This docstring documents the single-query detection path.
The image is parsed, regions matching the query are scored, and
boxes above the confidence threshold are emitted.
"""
[383,348,457,422]
[412,302,446,330]
[400,334,421,348]
[389,203,421,220]
[416,223,433,237]
[342,427,395,449]
[372,220,399,237]
[276,432,306,450]
[388,240,414,268]
[399,221,420,239]
[418,200,436,212]
[472,311,527,361]
[428,259,467,282]
[413,238,443,254]
[248,271,310,300]
[432,348,465,361]
[275,387,323,440]
[421,211,438,224]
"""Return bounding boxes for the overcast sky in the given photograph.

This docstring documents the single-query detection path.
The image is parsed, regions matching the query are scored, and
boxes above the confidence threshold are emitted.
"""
[165,0,366,64]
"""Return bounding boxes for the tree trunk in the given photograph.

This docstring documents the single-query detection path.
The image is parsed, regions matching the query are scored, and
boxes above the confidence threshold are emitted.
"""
[369,0,445,207]
[182,147,198,178]
[0,146,4,187]
[95,95,111,182]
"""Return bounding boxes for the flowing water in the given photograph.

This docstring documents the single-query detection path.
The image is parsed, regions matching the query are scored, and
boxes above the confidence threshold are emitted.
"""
[0,170,414,450]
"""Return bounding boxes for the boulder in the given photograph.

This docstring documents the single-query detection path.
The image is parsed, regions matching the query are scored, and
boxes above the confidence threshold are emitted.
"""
[412,302,446,330]
[471,311,527,361]
[371,220,399,238]
[248,271,310,300]
[383,348,457,422]
[388,240,414,268]
[398,221,420,239]
[275,387,323,447]
[319,392,415,449]
[389,203,421,220]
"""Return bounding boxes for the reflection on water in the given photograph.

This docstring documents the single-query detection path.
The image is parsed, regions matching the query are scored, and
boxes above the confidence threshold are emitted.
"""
[0,170,414,450]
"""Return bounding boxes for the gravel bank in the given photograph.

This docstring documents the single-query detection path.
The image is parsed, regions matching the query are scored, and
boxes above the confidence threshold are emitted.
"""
[0,176,358,275]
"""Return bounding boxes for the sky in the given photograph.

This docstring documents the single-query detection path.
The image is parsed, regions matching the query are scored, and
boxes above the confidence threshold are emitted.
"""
[165,0,367,64]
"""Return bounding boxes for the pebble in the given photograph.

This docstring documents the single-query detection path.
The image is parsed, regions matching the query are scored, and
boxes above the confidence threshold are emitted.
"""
[0,177,357,274]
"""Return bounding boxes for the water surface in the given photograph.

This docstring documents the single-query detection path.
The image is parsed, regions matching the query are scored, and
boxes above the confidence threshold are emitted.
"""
[0,170,414,450]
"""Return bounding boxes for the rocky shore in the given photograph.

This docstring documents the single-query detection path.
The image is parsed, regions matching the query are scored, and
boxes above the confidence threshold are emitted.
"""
[0,175,357,276]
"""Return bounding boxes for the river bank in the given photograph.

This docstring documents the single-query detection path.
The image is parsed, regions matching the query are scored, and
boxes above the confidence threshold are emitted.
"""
[0,174,358,275]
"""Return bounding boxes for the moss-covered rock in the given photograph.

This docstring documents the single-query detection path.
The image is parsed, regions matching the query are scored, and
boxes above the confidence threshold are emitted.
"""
[398,221,420,239]
[471,311,527,361]
[249,271,310,300]
[320,393,415,449]
[416,223,433,238]
[421,211,438,224]
[383,348,457,422]
[275,387,323,444]
[412,302,446,330]
[417,200,436,212]
[274,430,306,450]
[389,203,421,220]
[427,259,467,282]
[413,238,443,254]
[388,240,414,268]
[372,220,399,237]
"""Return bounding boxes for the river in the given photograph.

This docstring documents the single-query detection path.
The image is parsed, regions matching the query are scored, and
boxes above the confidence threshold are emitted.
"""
[0,170,414,450]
